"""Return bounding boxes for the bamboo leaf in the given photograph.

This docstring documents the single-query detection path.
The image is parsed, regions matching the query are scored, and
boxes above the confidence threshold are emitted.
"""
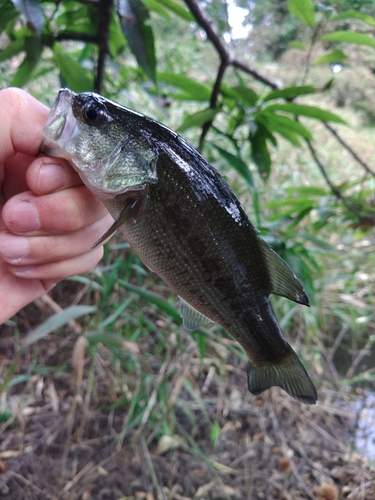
[332,10,375,27]
[321,31,375,49]
[0,37,25,63]
[53,45,93,92]
[222,85,258,106]
[117,0,156,81]
[287,0,315,27]
[177,108,220,133]
[10,35,42,87]
[157,0,193,21]
[250,124,272,179]
[263,85,316,102]
[314,49,347,65]
[214,146,253,188]
[265,103,346,123]
[158,72,211,101]
[0,1,19,32]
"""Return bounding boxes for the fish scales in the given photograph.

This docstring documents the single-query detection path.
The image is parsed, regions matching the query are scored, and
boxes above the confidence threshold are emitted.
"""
[41,89,317,404]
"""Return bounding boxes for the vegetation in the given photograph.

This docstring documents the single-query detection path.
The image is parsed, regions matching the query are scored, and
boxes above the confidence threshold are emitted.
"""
[1,0,375,498]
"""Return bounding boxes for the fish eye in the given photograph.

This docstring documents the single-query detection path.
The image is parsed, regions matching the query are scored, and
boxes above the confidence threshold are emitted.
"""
[84,107,98,122]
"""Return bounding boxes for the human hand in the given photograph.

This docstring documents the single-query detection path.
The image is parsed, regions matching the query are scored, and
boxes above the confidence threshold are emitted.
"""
[0,88,113,324]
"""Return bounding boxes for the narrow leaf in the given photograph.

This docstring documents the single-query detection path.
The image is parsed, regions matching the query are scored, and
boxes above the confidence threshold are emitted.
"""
[0,37,25,63]
[222,85,258,106]
[214,146,253,188]
[54,45,93,92]
[257,111,313,139]
[263,85,316,102]
[158,72,211,101]
[265,103,346,123]
[0,1,19,32]
[314,49,347,65]
[321,31,375,49]
[10,35,42,87]
[117,0,156,81]
[250,125,272,179]
[143,0,170,19]
[12,0,44,33]
[157,0,193,21]
[120,281,181,322]
[22,306,96,349]
[177,108,219,133]
[287,0,315,27]
[332,10,375,27]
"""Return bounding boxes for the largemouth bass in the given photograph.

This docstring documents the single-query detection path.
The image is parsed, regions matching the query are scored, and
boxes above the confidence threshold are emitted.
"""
[41,89,317,404]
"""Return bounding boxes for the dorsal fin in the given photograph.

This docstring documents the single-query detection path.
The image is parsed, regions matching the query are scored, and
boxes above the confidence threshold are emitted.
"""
[258,238,309,306]
[179,297,213,331]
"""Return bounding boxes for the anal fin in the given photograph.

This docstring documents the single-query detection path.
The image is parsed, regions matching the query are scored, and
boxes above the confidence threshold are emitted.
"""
[179,297,213,331]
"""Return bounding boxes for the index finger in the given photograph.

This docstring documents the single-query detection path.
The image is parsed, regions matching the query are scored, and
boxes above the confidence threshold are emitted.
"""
[0,88,49,162]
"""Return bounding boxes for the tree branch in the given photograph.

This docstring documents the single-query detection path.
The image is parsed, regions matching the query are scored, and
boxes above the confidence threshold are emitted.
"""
[324,122,375,177]
[94,0,114,94]
[305,138,370,223]
[55,32,98,44]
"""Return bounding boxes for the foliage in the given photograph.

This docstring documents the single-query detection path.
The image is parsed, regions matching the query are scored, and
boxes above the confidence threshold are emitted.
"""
[2,0,375,494]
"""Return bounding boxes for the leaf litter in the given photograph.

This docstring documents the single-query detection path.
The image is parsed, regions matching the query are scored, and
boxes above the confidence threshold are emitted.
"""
[0,281,374,500]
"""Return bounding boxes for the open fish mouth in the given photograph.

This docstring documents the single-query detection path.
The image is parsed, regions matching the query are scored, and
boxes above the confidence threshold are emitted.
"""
[41,89,78,158]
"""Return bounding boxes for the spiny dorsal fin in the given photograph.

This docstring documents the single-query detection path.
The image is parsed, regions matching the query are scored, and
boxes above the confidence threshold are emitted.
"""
[258,238,309,306]
[179,297,213,331]
[91,199,138,249]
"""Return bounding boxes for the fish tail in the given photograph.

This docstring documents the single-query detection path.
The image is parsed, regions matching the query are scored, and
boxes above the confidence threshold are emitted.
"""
[247,344,317,404]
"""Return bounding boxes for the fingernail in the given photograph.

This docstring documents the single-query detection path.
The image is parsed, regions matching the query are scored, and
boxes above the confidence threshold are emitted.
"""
[5,201,40,232]
[37,161,66,193]
[11,264,34,275]
[0,234,29,262]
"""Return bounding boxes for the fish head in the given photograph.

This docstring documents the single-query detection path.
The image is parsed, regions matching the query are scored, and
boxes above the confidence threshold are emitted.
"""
[41,88,158,198]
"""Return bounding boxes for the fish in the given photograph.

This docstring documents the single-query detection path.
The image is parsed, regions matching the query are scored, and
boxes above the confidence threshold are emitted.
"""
[41,88,317,404]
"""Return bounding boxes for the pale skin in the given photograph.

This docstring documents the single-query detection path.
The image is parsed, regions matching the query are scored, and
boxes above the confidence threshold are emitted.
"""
[0,88,114,324]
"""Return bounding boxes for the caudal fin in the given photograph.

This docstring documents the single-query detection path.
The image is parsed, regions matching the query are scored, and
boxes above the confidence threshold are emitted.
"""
[247,344,317,404]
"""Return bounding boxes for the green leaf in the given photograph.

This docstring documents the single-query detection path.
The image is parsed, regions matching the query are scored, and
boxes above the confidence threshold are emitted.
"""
[21,305,96,349]
[321,31,375,49]
[250,124,271,179]
[314,49,347,65]
[257,111,313,139]
[177,108,220,133]
[12,0,44,32]
[222,85,258,106]
[287,0,315,27]
[265,103,346,123]
[0,37,25,63]
[158,71,211,101]
[288,41,306,50]
[53,45,93,92]
[108,11,127,57]
[117,0,156,81]
[143,0,170,18]
[120,281,181,323]
[214,146,253,188]
[10,35,42,87]
[263,85,316,102]
[332,10,375,27]
[157,0,193,21]
[0,1,19,32]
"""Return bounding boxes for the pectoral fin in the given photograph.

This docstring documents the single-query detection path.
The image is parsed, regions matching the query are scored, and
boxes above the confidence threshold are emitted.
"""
[179,298,213,331]
[91,200,138,249]
[259,238,309,306]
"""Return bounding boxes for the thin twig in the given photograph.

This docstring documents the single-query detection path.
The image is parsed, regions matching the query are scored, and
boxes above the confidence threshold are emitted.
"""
[324,122,375,177]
